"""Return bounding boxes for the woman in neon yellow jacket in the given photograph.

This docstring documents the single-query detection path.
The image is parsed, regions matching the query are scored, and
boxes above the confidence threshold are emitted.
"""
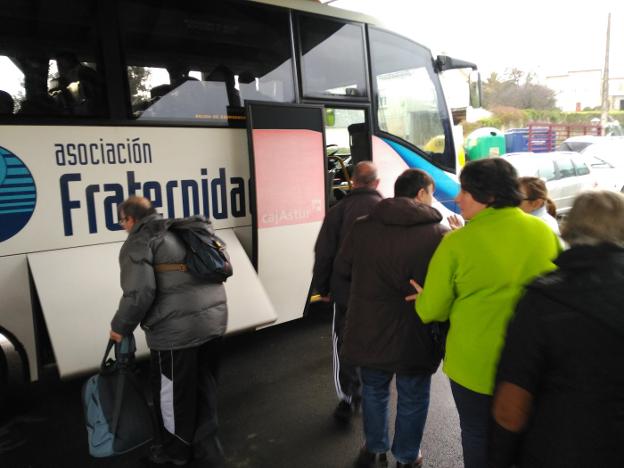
[410,158,561,468]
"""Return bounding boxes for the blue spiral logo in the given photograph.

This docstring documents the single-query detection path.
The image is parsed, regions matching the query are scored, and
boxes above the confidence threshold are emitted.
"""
[0,146,37,242]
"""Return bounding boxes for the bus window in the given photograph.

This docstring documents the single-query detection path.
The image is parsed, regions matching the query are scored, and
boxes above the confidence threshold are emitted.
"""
[299,15,367,99]
[119,0,295,125]
[0,0,105,118]
[369,28,453,171]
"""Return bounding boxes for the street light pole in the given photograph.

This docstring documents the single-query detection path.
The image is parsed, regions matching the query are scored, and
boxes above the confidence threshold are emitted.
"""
[600,12,611,135]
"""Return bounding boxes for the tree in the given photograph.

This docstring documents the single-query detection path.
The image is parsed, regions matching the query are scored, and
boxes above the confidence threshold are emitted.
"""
[483,69,557,110]
[127,66,151,102]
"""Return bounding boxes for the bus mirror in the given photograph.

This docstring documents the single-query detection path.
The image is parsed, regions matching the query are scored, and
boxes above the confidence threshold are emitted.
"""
[469,70,482,109]
[434,55,477,72]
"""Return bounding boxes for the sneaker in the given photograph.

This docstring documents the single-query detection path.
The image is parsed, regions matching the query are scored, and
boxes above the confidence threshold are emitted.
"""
[396,452,423,467]
[354,447,388,467]
[396,460,423,468]
[148,444,190,466]
[333,400,355,423]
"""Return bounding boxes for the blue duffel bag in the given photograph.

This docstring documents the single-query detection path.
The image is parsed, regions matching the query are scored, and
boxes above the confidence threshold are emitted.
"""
[82,335,153,457]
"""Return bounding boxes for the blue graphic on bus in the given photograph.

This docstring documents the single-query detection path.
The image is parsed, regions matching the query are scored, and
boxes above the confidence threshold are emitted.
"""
[383,138,460,213]
[0,146,37,242]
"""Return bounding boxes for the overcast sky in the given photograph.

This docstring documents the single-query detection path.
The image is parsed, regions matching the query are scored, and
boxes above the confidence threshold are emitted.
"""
[331,0,624,80]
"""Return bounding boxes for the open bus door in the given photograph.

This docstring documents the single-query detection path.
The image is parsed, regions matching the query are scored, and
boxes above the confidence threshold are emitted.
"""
[246,102,327,325]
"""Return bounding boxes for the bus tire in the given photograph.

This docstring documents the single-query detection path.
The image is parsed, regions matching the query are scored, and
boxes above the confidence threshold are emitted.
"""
[0,330,28,417]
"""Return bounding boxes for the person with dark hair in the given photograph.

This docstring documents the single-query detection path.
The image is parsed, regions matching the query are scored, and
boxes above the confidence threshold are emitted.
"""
[336,169,448,467]
[491,191,624,467]
[408,158,561,468]
[517,176,559,235]
[17,57,61,116]
[110,196,227,467]
[0,90,14,115]
[312,161,382,424]
[206,65,241,107]
[54,51,104,115]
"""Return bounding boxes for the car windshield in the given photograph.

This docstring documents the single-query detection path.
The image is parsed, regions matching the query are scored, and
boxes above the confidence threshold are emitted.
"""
[582,141,624,167]
[559,141,595,152]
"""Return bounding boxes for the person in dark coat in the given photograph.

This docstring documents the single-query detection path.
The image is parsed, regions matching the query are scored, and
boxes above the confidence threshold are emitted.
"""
[490,190,624,468]
[311,161,383,423]
[110,196,227,467]
[335,169,448,468]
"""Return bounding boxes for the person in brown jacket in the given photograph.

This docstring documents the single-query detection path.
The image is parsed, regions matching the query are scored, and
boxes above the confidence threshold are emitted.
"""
[312,161,383,423]
[336,169,448,468]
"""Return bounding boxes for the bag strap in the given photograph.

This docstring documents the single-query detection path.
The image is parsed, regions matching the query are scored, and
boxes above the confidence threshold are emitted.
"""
[110,368,126,436]
[154,263,188,273]
[110,335,135,436]
[97,338,127,436]
[100,339,115,370]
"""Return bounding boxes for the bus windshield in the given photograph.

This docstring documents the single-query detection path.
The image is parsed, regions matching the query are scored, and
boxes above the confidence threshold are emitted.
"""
[369,28,453,171]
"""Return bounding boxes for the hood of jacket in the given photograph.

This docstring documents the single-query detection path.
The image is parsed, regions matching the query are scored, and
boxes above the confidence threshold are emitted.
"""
[528,243,624,337]
[368,197,442,226]
[129,213,168,237]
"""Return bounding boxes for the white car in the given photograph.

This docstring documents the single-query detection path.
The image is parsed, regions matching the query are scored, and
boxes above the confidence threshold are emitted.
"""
[558,135,603,153]
[501,151,597,215]
[580,140,624,193]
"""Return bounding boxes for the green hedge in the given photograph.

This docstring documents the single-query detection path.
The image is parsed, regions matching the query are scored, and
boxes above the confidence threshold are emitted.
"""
[462,109,624,135]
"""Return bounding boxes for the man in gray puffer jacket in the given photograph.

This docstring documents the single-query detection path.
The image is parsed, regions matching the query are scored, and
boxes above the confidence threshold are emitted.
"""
[110,196,227,467]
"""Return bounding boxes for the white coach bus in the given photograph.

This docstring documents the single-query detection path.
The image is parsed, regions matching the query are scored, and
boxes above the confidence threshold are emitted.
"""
[0,0,479,389]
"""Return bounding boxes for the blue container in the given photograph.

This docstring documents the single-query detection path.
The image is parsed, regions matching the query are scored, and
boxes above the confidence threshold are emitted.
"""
[504,128,529,153]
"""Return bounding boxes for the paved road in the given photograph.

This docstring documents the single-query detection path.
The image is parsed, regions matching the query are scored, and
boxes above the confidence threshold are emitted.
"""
[0,310,463,468]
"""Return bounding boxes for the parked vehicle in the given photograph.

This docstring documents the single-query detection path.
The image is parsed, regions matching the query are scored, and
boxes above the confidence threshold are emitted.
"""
[558,135,603,153]
[580,139,624,192]
[501,151,597,215]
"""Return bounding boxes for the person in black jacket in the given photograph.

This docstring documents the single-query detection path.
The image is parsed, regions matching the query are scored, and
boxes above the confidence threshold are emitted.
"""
[490,190,624,468]
[312,161,383,423]
[336,169,448,468]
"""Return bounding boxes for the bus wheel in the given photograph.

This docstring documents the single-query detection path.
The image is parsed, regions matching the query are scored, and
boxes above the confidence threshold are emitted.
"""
[0,331,27,417]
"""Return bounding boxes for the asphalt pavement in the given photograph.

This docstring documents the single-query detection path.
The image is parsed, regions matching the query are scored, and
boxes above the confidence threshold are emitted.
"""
[0,307,463,468]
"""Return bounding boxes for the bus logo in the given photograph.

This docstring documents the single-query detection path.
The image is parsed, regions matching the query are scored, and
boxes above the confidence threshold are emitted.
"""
[0,147,37,242]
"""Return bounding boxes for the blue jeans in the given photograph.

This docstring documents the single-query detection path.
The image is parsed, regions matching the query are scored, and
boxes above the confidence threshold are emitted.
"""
[360,367,431,464]
[450,380,492,468]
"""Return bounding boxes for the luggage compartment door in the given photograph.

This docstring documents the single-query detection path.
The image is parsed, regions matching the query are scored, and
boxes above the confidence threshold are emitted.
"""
[27,229,276,378]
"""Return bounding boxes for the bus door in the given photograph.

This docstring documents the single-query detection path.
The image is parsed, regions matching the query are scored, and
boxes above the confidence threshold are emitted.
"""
[246,102,326,325]
[323,107,371,207]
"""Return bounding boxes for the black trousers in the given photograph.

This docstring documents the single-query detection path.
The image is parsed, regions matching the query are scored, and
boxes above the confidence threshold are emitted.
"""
[450,380,492,468]
[150,338,222,458]
[332,303,361,404]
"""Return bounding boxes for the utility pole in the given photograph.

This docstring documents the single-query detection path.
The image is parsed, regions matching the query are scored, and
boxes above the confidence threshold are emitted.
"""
[600,12,611,135]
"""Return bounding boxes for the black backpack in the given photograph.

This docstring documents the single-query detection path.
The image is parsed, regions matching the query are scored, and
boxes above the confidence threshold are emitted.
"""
[167,217,233,283]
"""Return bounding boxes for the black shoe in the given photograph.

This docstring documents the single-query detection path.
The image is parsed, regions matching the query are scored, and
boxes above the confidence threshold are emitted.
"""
[193,435,225,467]
[333,400,355,423]
[354,447,388,467]
[148,444,190,466]
[352,395,362,412]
